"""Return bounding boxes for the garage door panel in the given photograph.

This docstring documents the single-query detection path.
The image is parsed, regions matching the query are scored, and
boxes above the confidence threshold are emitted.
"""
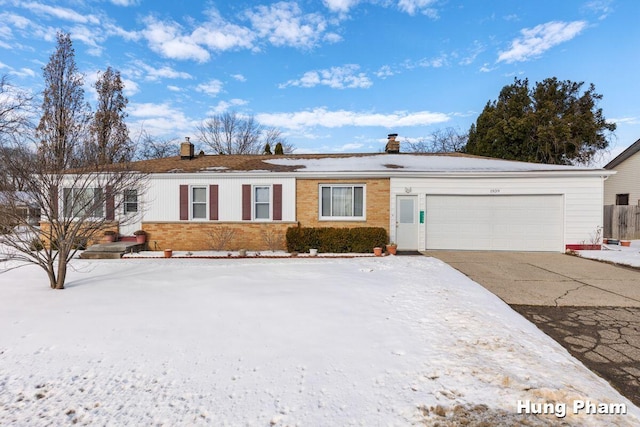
[426,195,563,252]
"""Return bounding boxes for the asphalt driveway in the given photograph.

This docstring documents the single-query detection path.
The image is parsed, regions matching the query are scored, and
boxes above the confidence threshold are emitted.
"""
[425,251,640,407]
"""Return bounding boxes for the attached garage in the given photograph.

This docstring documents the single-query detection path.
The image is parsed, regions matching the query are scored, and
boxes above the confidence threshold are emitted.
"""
[425,195,564,251]
[389,160,611,252]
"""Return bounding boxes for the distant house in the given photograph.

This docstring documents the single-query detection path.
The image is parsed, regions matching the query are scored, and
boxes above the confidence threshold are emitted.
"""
[51,135,613,252]
[604,138,640,206]
[0,191,41,230]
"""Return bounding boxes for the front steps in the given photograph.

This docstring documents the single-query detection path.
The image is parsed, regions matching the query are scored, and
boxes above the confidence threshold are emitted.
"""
[79,242,144,259]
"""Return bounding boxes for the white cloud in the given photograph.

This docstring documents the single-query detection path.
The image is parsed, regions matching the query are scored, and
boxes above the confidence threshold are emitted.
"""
[167,85,181,92]
[375,65,395,79]
[497,21,587,63]
[583,0,613,20]
[70,25,105,56]
[127,102,197,137]
[22,2,100,25]
[110,0,140,6]
[323,0,359,13]
[256,108,450,130]
[196,79,224,96]
[246,2,329,49]
[141,17,210,62]
[459,41,485,66]
[231,74,246,82]
[397,0,439,18]
[206,99,249,115]
[191,20,255,52]
[132,60,193,81]
[610,117,640,126]
[280,64,372,89]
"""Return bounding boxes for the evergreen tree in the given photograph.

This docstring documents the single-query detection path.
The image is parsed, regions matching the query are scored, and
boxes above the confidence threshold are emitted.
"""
[465,77,616,165]
[264,142,272,155]
[274,142,284,155]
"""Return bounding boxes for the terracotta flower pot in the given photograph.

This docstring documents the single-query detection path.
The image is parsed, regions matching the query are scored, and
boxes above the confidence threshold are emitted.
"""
[386,244,397,255]
[164,249,173,258]
[373,247,383,256]
[621,240,631,247]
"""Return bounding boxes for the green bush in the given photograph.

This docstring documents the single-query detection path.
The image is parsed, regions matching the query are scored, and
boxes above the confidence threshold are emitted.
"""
[286,226,387,253]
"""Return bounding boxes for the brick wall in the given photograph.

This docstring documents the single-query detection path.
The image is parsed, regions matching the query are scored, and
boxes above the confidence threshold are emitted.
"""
[296,178,390,232]
[141,178,390,252]
[142,222,295,252]
[39,221,119,248]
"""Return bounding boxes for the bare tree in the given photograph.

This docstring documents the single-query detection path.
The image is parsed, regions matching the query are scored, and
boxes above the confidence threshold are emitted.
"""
[0,75,34,191]
[36,32,91,170]
[197,111,293,155]
[0,34,146,290]
[0,145,146,289]
[0,75,33,145]
[85,67,133,165]
[404,127,468,153]
[135,129,178,160]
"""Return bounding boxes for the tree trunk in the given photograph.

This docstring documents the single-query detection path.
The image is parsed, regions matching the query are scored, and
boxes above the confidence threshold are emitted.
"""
[55,255,67,290]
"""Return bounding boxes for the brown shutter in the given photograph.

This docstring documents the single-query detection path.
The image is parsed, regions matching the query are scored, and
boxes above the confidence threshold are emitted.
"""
[242,185,251,220]
[209,185,219,220]
[105,186,115,220]
[273,184,282,221]
[50,185,58,218]
[179,185,189,220]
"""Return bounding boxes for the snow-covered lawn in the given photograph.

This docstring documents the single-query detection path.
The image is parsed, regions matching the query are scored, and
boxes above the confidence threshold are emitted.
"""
[578,240,640,268]
[1,255,638,426]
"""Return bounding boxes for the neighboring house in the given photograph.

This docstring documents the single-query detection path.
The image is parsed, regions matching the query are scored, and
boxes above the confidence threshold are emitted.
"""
[56,136,613,252]
[604,137,640,206]
[0,191,41,229]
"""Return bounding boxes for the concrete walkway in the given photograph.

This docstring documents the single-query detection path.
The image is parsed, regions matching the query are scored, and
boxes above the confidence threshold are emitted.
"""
[425,251,640,307]
[425,251,640,406]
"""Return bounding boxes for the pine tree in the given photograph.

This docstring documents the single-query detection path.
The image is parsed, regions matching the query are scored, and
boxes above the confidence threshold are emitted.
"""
[274,142,284,155]
[264,142,272,155]
[465,77,616,165]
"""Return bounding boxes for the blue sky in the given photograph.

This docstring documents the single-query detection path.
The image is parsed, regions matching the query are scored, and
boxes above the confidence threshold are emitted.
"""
[0,0,638,163]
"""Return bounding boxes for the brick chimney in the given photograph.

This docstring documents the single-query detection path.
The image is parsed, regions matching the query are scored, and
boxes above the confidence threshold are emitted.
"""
[180,137,194,160]
[385,133,400,154]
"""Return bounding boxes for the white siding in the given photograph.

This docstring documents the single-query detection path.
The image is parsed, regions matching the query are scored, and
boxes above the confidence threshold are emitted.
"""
[604,151,640,205]
[143,175,296,222]
[390,175,605,251]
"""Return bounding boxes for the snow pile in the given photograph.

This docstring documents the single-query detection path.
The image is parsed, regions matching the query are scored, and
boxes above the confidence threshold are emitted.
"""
[0,256,637,425]
[579,240,640,268]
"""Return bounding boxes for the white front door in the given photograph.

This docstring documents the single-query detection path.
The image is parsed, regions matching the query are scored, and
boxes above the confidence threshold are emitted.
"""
[396,195,419,250]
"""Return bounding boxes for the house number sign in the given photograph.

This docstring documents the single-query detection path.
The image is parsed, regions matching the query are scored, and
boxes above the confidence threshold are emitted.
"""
[490,189,501,194]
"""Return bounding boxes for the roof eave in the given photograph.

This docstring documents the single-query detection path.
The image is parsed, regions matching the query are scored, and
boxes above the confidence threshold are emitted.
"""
[604,138,640,169]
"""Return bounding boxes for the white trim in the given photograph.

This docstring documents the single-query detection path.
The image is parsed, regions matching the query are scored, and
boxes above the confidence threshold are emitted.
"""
[318,183,367,221]
[190,185,208,221]
[252,184,272,221]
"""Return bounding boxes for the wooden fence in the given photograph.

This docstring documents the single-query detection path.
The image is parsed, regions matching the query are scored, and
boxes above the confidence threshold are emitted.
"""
[603,205,640,239]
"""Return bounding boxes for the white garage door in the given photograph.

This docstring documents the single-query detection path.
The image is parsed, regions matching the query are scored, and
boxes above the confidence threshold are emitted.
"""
[426,195,564,251]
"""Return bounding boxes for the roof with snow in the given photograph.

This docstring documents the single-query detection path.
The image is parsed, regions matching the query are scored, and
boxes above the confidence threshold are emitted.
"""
[127,152,605,175]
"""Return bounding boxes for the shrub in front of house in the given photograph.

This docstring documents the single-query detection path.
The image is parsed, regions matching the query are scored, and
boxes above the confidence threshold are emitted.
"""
[286,227,387,253]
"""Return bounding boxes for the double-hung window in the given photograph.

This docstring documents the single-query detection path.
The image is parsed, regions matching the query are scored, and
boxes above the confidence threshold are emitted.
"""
[63,188,104,218]
[191,186,207,219]
[254,186,271,220]
[124,189,138,214]
[319,184,365,220]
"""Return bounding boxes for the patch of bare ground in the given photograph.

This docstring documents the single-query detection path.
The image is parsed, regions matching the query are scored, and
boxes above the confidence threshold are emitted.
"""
[415,404,568,426]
